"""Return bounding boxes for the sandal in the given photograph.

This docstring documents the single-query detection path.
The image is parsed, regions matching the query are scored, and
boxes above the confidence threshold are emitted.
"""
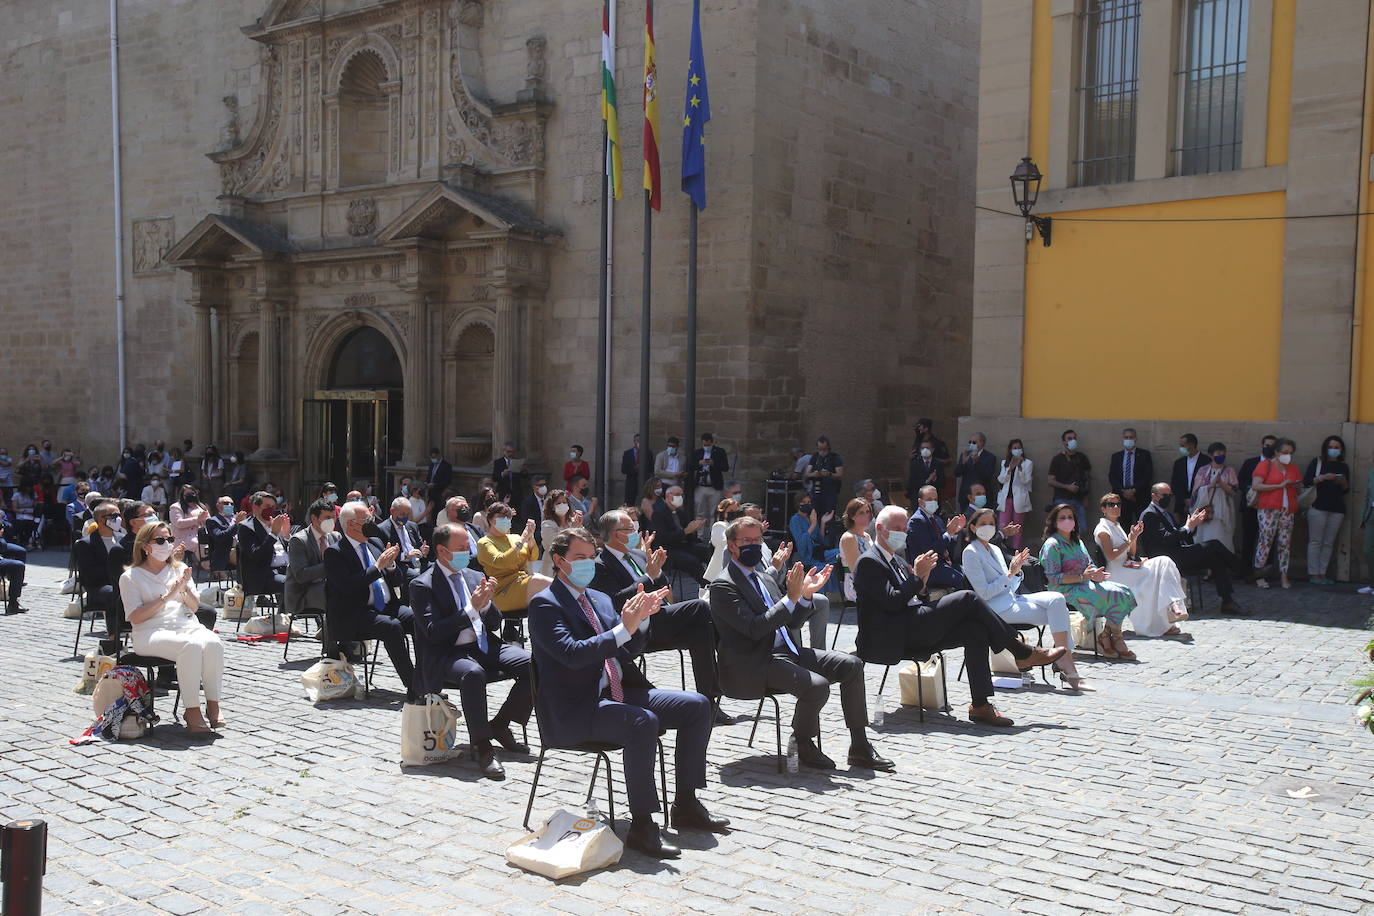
[1111,632,1137,660]
[1162,626,1182,636]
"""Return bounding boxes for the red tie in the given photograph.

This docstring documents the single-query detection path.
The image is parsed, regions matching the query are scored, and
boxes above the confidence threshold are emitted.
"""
[577,592,624,702]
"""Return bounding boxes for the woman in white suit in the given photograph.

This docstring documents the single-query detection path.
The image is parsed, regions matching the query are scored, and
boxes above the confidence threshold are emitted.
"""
[962,508,1090,690]
[995,439,1034,550]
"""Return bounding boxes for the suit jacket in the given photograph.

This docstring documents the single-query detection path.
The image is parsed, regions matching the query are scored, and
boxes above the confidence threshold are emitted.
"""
[1138,501,1197,559]
[1238,455,1264,503]
[1108,448,1155,497]
[960,540,1024,616]
[852,544,926,666]
[73,531,115,591]
[492,456,519,499]
[323,536,405,642]
[236,518,283,595]
[590,545,669,612]
[708,561,809,699]
[518,494,544,539]
[376,517,427,571]
[906,455,945,497]
[410,562,501,696]
[904,509,967,588]
[285,527,335,615]
[650,498,697,549]
[527,578,652,748]
[954,449,998,508]
[425,458,453,495]
[1171,454,1205,510]
[692,445,729,491]
[202,514,236,571]
[621,447,655,479]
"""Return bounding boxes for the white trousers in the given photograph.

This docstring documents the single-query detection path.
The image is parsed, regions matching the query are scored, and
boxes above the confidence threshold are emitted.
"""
[995,591,1074,648]
[132,625,224,709]
[1306,507,1344,579]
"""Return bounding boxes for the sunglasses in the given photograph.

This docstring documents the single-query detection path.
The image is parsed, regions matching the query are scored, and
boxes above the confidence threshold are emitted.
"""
[149,536,175,545]
[1102,501,1121,508]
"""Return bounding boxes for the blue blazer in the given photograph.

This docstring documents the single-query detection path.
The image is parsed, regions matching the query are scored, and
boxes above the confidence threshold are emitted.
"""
[528,578,652,747]
[960,540,1023,616]
[410,563,499,696]
[904,509,967,588]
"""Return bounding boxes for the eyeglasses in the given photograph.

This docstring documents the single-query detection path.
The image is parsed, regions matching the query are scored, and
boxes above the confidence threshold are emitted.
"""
[1102,501,1121,508]
[615,527,637,533]
[149,536,174,545]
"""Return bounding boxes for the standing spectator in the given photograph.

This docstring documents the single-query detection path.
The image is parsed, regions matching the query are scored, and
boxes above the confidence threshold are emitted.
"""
[995,438,1033,549]
[954,432,998,510]
[1047,429,1091,532]
[1170,434,1205,524]
[1251,438,1302,589]
[425,446,453,518]
[906,438,945,501]
[225,450,249,506]
[492,441,520,503]
[910,418,950,477]
[140,475,168,515]
[166,447,188,488]
[54,448,82,502]
[1191,442,1238,551]
[200,445,224,500]
[789,445,811,479]
[620,434,653,507]
[37,440,56,468]
[16,445,43,489]
[118,446,145,496]
[145,446,168,481]
[1239,434,1279,568]
[805,436,845,517]
[518,475,549,536]
[1304,435,1350,585]
[562,444,590,490]
[653,437,686,489]
[0,447,13,502]
[691,432,729,519]
[1108,428,1153,527]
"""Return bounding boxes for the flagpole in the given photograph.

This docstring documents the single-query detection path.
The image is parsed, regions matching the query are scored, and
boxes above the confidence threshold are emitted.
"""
[684,203,698,495]
[595,132,610,512]
[638,189,652,500]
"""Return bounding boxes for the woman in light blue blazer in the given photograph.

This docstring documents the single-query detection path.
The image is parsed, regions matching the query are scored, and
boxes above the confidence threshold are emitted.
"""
[961,508,1090,690]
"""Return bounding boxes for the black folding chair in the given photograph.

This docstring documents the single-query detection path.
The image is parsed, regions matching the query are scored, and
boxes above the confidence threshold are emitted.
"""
[956,623,1049,685]
[282,607,326,661]
[116,652,182,723]
[875,650,951,723]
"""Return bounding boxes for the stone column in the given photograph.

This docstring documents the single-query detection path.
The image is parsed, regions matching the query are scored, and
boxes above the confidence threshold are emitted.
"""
[255,299,281,454]
[191,304,213,450]
[402,290,430,466]
[492,287,518,451]
[209,307,224,445]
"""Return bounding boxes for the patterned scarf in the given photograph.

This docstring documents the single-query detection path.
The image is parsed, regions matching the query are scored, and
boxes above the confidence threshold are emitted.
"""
[71,666,159,745]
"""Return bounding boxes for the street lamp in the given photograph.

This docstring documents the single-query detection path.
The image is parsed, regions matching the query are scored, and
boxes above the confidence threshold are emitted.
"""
[1010,156,1052,247]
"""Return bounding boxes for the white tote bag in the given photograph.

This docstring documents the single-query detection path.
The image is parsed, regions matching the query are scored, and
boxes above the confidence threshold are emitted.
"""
[897,657,947,710]
[399,695,462,766]
[506,809,624,880]
[74,650,116,695]
[300,655,361,702]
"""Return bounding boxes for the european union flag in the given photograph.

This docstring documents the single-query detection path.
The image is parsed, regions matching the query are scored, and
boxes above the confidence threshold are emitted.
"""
[680,0,711,211]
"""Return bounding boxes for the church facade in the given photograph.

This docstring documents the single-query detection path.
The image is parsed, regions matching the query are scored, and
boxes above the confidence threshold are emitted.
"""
[1,0,977,499]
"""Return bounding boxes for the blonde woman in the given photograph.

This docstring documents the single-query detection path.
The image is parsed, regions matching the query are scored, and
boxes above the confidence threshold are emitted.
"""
[118,521,224,734]
[477,501,552,638]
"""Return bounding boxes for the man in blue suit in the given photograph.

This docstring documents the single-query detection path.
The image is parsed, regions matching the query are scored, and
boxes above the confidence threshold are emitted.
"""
[411,523,532,780]
[905,485,969,590]
[528,528,725,860]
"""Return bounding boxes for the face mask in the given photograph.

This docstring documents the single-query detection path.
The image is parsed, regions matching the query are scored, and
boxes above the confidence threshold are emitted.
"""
[967,443,978,453]
[142,515,158,527]
[325,493,338,504]
[1277,453,1292,465]
[493,517,512,534]
[920,448,932,459]
[227,456,237,464]
[455,505,472,522]
[1327,448,1341,459]
[565,557,596,588]
[121,452,130,459]
[319,518,336,535]
[569,451,579,460]
[1056,519,1076,534]
[618,531,639,552]
[400,485,410,496]
[654,487,665,497]
[975,525,997,541]
[553,503,570,518]
[107,517,124,534]
[1213,454,1226,464]
[536,486,548,498]
[666,446,678,456]
[149,542,174,562]
[885,530,908,552]
[922,500,940,515]
[221,506,233,517]
[1157,494,1173,509]
[871,489,882,501]
[1179,446,1191,456]
[1261,444,1275,459]
[446,549,471,571]
[737,543,764,568]
[1122,439,1135,449]
[1065,440,1077,450]
[1011,448,1023,458]
[798,503,812,515]
[669,494,684,509]
[972,495,987,508]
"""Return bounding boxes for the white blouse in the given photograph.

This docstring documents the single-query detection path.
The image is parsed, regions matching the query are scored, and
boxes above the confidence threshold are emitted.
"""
[119,563,200,633]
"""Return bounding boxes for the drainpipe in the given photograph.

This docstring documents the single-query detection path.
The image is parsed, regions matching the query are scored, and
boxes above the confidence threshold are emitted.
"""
[110,0,128,451]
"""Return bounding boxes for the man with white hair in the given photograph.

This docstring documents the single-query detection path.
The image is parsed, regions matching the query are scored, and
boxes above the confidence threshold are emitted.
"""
[324,501,418,701]
[377,495,428,596]
[853,505,1066,727]
[438,495,486,575]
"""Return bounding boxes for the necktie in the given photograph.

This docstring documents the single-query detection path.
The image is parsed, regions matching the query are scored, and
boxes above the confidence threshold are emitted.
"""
[359,543,387,613]
[454,571,487,654]
[750,572,799,655]
[397,524,411,556]
[1124,450,1134,488]
[577,592,623,702]
[318,535,327,557]
[625,551,644,576]
[891,557,910,583]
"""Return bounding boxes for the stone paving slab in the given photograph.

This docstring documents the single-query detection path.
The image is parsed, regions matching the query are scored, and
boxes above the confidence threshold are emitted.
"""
[2,552,1372,914]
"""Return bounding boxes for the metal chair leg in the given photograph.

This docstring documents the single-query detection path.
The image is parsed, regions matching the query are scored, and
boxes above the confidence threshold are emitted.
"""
[658,739,668,818]
[916,664,926,723]
[939,652,951,712]
[600,752,615,828]
[830,603,849,650]
[770,695,783,773]
[523,749,549,831]
[586,753,602,804]
[679,650,686,692]
[747,698,765,747]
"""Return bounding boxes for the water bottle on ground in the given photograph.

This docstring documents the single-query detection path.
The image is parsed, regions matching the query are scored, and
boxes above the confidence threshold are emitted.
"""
[786,735,799,774]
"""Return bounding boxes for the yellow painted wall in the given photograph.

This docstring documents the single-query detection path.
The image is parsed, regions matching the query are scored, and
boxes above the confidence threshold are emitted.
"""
[1356,7,1374,423]
[1023,193,1285,421]
[1266,0,1295,167]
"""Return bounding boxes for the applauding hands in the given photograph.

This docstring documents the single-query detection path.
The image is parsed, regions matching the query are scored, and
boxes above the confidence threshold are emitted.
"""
[621,584,669,634]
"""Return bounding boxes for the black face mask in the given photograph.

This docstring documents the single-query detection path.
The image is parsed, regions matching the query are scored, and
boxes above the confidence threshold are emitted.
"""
[456,506,472,522]
[1157,494,1173,509]
[798,503,813,515]
[1261,445,1275,459]
[737,543,764,568]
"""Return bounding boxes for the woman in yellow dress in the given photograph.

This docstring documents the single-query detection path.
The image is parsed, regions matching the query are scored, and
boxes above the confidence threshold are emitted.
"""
[476,501,552,638]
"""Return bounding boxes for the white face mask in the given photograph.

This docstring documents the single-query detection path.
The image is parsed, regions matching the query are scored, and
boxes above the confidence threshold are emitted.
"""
[107,517,124,534]
[319,518,336,535]
[1122,439,1135,449]
[920,448,932,459]
[1065,439,1078,450]
[668,494,684,508]
[1277,453,1292,465]
[975,525,997,542]
[553,503,570,517]
[922,500,940,515]
[536,486,548,497]
[871,489,881,501]
[1011,448,1023,457]
[149,542,174,562]
[569,451,578,460]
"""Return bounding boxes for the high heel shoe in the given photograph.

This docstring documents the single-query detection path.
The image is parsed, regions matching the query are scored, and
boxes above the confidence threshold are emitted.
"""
[1054,663,1094,691]
[1110,632,1137,660]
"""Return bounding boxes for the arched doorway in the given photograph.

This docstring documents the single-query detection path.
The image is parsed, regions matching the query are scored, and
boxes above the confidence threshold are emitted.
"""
[302,326,404,497]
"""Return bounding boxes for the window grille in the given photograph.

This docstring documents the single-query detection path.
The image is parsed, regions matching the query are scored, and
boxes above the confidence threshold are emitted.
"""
[1075,0,1141,187]
[1174,0,1247,176]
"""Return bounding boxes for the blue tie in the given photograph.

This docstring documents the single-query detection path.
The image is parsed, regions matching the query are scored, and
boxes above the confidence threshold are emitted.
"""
[453,571,488,654]
[359,543,387,613]
[750,572,799,655]
[1124,450,1135,488]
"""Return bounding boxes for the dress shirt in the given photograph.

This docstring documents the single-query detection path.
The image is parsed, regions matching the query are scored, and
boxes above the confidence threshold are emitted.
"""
[730,559,802,654]
[444,566,489,651]
[346,534,389,612]
[606,545,645,578]
[393,519,413,555]
[876,541,924,606]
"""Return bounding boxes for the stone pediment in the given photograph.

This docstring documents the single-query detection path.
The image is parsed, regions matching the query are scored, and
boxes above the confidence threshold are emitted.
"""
[378,183,558,243]
[165,214,295,265]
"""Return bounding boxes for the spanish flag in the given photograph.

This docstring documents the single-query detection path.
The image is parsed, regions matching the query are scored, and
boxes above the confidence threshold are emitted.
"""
[601,0,622,200]
[642,0,662,211]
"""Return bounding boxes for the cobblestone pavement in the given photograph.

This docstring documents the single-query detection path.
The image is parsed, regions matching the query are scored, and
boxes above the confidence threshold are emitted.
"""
[2,553,1373,915]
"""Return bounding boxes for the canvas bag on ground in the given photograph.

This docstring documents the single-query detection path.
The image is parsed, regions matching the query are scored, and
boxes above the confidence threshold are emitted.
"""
[301,654,361,702]
[222,586,247,619]
[60,574,79,596]
[507,809,624,880]
[897,657,947,710]
[74,650,116,695]
[1069,611,1101,648]
[63,599,84,619]
[400,695,461,766]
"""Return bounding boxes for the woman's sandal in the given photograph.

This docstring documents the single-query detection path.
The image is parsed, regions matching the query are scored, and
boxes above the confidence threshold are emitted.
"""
[1112,633,1137,660]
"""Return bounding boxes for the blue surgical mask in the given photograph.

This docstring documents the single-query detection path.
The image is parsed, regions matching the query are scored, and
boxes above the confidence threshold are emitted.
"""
[1010,448,1023,458]
[886,530,908,552]
[566,558,596,588]
[972,495,987,508]
[666,446,678,456]
[493,517,512,534]
[626,531,641,550]
[447,549,471,571]
[1327,447,1341,459]
[1179,446,1190,456]
[1065,439,1077,450]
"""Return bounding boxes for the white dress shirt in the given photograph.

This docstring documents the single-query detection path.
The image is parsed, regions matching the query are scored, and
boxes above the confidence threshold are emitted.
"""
[444,566,490,647]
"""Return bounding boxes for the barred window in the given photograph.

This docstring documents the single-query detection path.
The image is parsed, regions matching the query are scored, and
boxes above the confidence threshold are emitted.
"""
[1075,0,1141,187]
[1175,0,1248,176]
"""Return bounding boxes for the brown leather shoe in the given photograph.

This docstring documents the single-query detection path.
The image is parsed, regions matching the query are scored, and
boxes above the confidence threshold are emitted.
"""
[968,703,1014,726]
[1017,645,1068,670]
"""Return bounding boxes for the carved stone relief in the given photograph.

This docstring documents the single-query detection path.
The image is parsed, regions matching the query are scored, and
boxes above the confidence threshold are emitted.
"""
[346,197,378,236]
[132,218,175,274]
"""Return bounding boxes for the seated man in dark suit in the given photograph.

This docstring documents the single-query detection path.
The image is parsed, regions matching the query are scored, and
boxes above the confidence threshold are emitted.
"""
[72,501,124,629]
[236,491,288,598]
[411,523,531,779]
[1138,483,1244,614]
[709,516,892,772]
[591,510,732,725]
[650,485,712,585]
[528,528,723,859]
[904,485,969,590]
[324,501,418,701]
[202,496,240,574]
[855,505,1065,727]
[376,496,428,594]
[437,495,487,575]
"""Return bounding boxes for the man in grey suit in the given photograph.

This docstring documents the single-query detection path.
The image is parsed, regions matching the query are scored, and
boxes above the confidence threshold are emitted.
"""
[286,498,337,618]
[708,516,892,772]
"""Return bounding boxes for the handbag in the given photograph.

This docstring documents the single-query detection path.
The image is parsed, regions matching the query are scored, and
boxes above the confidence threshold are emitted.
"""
[897,657,947,710]
[400,695,462,766]
[300,654,362,702]
[506,809,624,879]
[74,649,116,695]
[63,599,85,619]
[60,574,79,596]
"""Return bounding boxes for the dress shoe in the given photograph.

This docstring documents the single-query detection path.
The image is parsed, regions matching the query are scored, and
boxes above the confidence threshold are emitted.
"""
[475,746,505,780]
[625,820,681,859]
[846,742,895,772]
[712,703,737,726]
[1017,645,1067,670]
[489,721,529,754]
[795,736,835,770]
[1219,600,1248,615]
[968,703,1014,727]
[670,798,730,833]
[4,603,27,615]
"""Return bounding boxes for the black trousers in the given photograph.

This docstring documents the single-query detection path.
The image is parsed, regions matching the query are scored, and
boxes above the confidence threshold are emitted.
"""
[588,686,712,815]
[645,598,719,698]
[665,545,711,583]
[446,644,532,742]
[908,590,1026,707]
[339,605,416,693]
[763,647,867,739]
[1168,540,1236,600]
